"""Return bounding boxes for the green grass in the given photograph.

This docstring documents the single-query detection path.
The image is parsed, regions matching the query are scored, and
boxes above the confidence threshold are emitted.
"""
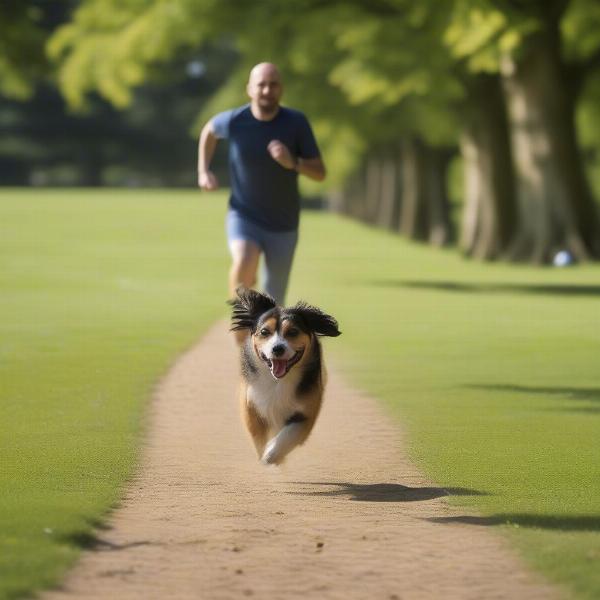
[0,189,229,599]
[2,190,600,599]
[289,213,600,600]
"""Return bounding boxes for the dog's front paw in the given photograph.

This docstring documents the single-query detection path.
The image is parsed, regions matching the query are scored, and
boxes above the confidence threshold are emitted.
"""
[261,440,282,466]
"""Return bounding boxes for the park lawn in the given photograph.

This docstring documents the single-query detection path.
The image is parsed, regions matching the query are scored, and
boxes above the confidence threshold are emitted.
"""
[290,212,600,600]
[0,189,229,600]
[1,189,599,599]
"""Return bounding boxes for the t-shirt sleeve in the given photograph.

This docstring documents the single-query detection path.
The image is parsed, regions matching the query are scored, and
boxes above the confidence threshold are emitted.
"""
[296,114,321,159]
[211,109,233,139]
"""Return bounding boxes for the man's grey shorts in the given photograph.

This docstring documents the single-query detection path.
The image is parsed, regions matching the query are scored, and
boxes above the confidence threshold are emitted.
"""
[226,210,298,305]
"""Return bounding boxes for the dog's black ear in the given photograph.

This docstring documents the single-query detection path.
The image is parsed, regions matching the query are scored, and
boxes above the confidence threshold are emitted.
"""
[229,287,277,331]
[290,301,341,337]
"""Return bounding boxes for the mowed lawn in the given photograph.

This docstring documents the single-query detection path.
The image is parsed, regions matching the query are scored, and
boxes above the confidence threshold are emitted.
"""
[1,189,600,600]
[0,189,229,599]
[290,213,600,600]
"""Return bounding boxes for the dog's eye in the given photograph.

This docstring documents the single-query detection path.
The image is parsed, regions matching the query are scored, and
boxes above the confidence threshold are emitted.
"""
[259,328,271,337]
[286,327,300,338]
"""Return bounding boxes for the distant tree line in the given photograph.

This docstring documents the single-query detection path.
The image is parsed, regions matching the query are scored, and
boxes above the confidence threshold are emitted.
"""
[2,0,600,263]
[0,1,235,188]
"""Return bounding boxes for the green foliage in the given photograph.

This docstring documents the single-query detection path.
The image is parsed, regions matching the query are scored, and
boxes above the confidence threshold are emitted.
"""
[1,38,238,186]
[37,0,539,173]
[562,0,600,63]
[31,0,600,205]
[48,0,229,108]
[47,1,463,152]
[578,72,600,203]
[330,6,448,104]
[0,3,48,99]
[444,0,537,73]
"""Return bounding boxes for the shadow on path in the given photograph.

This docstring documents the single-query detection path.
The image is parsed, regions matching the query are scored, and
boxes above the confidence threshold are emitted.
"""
[288,482,487,502]
[59,531,153,551]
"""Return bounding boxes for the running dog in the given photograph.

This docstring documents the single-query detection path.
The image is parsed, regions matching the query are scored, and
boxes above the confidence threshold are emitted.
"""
[230,288,341,465]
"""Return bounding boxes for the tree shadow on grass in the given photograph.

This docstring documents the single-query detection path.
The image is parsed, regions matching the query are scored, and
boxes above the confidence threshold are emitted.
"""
[287,482,487,502]
[372,280,600,297]
[466,384,600,402]
[465,384,600,414]
[427,514,600,532]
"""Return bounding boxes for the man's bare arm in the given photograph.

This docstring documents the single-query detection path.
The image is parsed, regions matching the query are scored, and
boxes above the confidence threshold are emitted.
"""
[295,156,326,182]
[198,121,219,190]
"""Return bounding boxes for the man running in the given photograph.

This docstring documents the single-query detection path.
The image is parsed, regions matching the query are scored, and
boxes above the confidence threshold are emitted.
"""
[197,62,326,309]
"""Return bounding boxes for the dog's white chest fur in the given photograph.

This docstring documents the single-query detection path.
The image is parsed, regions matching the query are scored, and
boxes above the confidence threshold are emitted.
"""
[248,374,300,432]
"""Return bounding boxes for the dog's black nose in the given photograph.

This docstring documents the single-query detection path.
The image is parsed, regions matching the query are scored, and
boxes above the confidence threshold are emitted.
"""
[272,344,286,357]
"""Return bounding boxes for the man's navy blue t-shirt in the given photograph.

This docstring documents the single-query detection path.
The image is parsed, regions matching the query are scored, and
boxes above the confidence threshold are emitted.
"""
[212,104,320,232]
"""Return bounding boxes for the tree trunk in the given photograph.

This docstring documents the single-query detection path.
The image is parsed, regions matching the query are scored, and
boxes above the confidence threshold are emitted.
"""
[330,168,366,220]
[364,157,382,224]
[425,146,454,246]
[332,141,452,246]
[460,74,517,260]
[375,155,400,230]
[501,27,600,262]
[399,137,452,246]
[331,153,400,228]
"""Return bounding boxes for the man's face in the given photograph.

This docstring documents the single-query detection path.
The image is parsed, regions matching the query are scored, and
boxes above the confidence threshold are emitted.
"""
[247,67,283,114]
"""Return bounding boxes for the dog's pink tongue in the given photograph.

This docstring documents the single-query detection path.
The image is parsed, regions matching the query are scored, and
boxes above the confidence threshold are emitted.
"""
[271,359,287,379]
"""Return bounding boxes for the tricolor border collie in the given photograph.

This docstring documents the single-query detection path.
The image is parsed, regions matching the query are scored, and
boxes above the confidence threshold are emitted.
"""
[230,288,341,465]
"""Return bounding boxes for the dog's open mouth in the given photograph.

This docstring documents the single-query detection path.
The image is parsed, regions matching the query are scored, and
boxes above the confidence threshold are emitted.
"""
[261,349,304,379]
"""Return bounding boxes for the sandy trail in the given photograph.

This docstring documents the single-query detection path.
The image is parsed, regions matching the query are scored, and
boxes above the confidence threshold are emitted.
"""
[44,321,559,599]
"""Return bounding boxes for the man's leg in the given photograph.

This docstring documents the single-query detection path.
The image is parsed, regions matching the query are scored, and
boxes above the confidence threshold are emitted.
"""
[228,238,261,299]
[228,238,261,345]
[262,229,298,305]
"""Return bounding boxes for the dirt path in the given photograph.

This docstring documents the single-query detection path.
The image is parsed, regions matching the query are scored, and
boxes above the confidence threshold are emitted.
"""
[44,321,560,600]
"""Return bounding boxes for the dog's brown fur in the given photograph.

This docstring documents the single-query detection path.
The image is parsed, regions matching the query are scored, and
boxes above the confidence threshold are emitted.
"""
[231,288,340,465]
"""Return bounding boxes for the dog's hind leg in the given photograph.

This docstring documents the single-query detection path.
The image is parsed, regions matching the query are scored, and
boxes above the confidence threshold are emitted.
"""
[261,415,315,465]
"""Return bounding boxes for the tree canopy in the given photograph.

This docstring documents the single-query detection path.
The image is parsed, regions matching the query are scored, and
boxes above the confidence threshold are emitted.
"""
[4,0,600,261]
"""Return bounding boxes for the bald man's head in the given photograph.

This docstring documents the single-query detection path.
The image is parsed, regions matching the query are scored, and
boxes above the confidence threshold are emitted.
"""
[247,62,283,119]
[249,62,281,84]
